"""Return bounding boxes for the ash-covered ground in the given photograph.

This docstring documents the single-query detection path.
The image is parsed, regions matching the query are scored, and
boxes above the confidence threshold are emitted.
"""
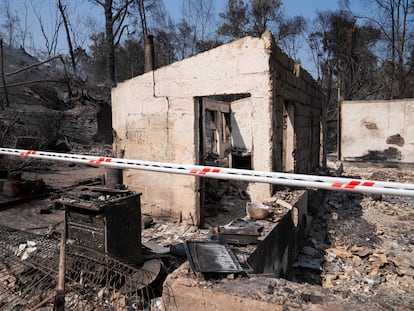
[0,157,413,310]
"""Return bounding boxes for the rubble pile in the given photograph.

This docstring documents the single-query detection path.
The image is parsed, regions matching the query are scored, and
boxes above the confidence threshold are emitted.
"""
[298,193,412,303]
[161,165,414,310]
[286,165,414,309]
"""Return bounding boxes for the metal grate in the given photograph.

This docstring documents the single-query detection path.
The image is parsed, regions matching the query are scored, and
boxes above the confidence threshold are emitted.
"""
[0,225,162,310]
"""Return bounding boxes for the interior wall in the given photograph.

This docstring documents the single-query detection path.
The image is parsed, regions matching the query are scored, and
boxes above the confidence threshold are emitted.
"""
[269,39,323,175]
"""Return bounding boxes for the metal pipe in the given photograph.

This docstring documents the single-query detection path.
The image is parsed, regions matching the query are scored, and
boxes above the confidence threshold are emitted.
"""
[144,34,155,72]
[1,147,413,197]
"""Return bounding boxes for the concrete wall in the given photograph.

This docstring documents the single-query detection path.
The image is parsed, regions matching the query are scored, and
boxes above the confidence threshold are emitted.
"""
[112,33,273,224]
[341,99,414,163]
[111,31,322,224]
[269,43,323,174]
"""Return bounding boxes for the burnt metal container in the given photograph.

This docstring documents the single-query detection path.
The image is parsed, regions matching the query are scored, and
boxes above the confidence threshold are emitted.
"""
[59,186,143,265]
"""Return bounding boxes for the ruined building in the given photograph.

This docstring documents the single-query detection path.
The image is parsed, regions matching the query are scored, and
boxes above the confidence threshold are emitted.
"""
[111,31,323,225]
[340,99,414,163]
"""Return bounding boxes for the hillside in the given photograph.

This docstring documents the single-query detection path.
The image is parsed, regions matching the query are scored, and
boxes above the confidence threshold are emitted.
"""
[0,45,112,151]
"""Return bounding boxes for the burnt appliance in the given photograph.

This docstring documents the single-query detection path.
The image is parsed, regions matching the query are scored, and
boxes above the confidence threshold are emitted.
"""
[57,186,143,265]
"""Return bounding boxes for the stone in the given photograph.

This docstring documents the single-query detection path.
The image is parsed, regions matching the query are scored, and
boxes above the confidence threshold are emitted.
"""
[322,275,336,289]
[326,247,353,259]
[350,246,373,257]
[378,253,388,264]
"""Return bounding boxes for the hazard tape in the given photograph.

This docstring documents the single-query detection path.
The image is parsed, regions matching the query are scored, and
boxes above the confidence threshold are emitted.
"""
[1,147,414,197]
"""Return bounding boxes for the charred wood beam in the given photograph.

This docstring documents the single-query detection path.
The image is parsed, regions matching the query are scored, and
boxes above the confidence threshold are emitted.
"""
[0,79,68,88]
[53,219,66,311]
[4,54,73,98]
[5,55,64,77]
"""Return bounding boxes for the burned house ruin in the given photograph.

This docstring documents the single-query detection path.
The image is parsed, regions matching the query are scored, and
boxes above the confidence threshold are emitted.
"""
[1,29,414,311]
[111,30,323,226]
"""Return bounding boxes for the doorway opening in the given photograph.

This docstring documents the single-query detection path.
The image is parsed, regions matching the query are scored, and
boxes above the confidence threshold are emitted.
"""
[197,94,251,226]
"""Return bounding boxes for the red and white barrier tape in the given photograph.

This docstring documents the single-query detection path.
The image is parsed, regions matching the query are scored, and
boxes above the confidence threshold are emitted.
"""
[1,147,414,197]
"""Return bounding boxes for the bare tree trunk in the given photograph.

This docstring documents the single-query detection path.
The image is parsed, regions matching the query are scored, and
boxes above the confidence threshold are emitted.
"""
[17,2,30,50]
[104,0,117,86]
[58,0,77,76]
[390,0,396,99]
[137,0,148,37]
[0,39,10,109]
[91,0,137,86]
[369,0,412,99]
[0,0,18,48]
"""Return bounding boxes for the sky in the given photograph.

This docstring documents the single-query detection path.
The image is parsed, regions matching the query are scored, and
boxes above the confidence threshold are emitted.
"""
[7,0,366,78]
[163,0,343,20]
[161,0,362,77]
[283,0,342,17]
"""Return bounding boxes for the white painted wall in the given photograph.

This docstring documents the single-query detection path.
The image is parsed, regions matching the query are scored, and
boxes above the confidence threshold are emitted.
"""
[341,99,414,163]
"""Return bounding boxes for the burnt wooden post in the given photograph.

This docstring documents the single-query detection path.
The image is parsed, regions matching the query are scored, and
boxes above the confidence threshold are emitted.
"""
[53,218,67,311]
